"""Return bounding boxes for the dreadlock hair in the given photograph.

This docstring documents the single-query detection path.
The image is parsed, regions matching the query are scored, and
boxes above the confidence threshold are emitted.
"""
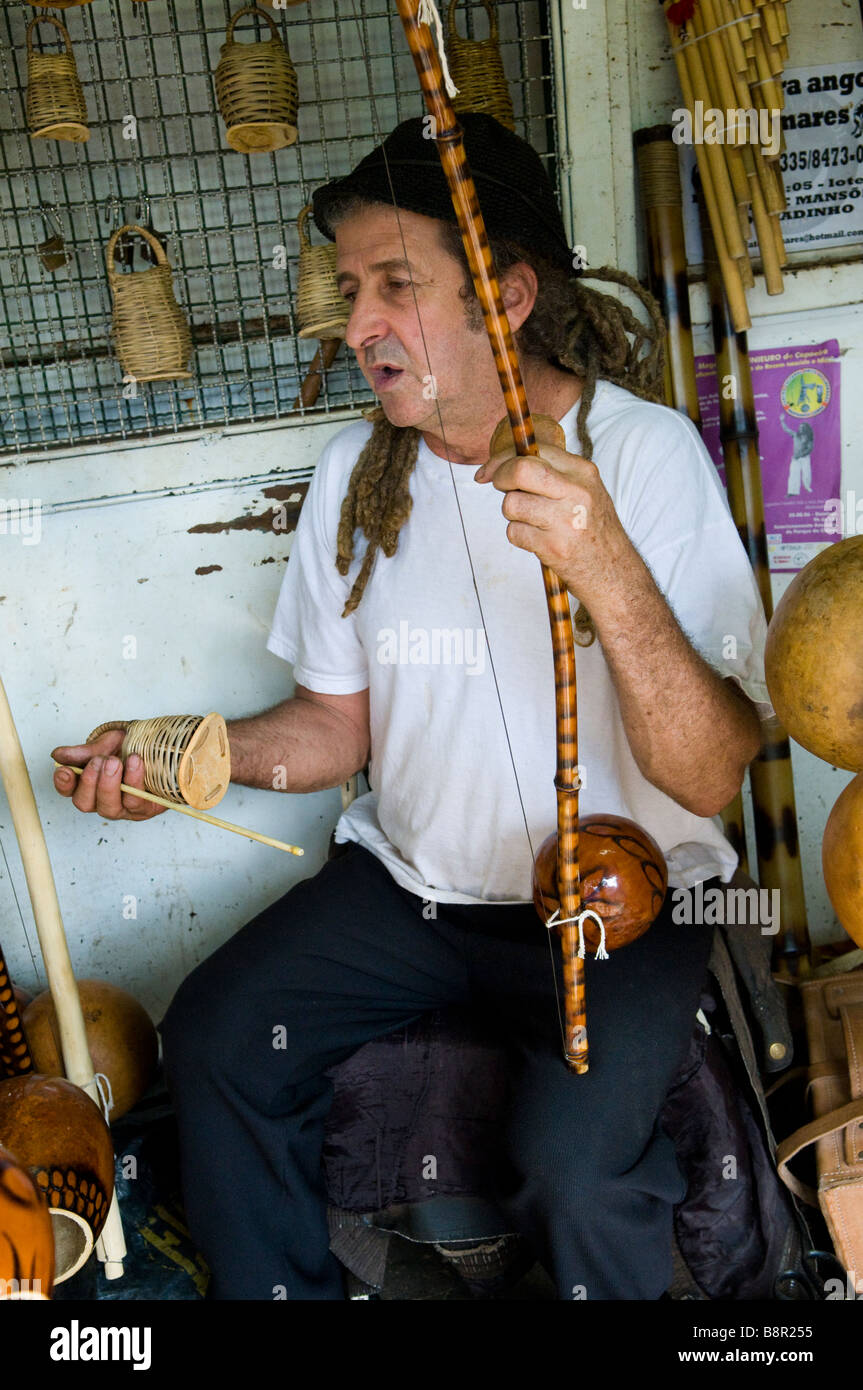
[331,195,666,623]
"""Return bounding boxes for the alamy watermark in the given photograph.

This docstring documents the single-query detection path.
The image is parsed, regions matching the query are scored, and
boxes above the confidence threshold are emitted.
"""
[376,622,486,676]
[671,881,780,935]
[0,497,41,545]
[672,101,781,158]
[823,491,863,537]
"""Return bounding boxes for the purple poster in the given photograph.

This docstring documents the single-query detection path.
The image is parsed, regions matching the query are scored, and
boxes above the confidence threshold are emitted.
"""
[695,340,842,571]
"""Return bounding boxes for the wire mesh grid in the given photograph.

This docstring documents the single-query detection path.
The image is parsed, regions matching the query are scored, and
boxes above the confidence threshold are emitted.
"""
[0,0,560,457]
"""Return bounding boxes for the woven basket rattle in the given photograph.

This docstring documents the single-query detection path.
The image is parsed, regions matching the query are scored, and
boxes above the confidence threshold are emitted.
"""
[215,6,298,155]
[295,205,350,340]
[106,224,193,383]
[25,15,89,143]
[445,0,514,132]
[86,715,230,811]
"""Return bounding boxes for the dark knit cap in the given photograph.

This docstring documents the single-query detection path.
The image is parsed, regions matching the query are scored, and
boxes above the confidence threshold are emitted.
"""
[312,112,574,275]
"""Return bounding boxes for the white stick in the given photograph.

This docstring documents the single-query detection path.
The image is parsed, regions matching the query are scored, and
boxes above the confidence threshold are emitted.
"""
[0,673,126,1277]
[59,764,305,856]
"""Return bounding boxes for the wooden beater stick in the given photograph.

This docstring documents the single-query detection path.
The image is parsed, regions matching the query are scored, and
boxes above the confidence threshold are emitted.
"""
[0,673,126,1278]
[56,764,305,856]
[291,337,342,410]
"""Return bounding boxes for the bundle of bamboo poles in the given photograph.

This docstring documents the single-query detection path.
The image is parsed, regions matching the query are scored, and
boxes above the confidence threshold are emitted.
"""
[662,0,790,331]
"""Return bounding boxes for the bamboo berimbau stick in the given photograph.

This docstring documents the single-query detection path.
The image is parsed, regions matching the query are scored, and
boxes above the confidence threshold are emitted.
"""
[57,765,305,856]
[0,674,126,1276]
[697,204,810,975]
[635,126,749,873]
[635,128,699,416]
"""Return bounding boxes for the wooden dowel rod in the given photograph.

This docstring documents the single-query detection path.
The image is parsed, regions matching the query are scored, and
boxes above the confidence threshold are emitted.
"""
[58,765,305,856]
[752,141,785,211]
[691,0,739,117]
[752,31,782,108]
[700,0,751,113]
[728,145,754,208]
[771,211,788,268]
[671,34,751,329]
[748,160,784,293]
[717,0,749,75]
[763,2,782,46]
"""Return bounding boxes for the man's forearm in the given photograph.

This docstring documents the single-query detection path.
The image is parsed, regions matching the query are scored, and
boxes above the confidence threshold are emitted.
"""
[226,696,368,794]
[583,548,763,818]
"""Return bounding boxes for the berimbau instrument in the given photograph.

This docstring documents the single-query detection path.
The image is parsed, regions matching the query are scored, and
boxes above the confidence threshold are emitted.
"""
[388,0,668,1072]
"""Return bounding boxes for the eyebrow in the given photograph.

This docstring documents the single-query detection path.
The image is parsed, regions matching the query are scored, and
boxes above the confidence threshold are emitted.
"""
[335,258,414,289]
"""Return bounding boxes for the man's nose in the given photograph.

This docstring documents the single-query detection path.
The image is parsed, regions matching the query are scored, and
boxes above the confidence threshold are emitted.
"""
[343,288,388,352]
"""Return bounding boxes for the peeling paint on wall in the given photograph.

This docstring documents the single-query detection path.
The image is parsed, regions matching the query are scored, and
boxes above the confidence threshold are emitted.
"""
[187,483,309,537]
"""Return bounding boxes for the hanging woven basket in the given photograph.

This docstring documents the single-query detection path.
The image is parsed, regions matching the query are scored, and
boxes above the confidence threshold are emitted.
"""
[215,6,298,154]
[445,0,514,132]
[295,205,350,340]
[26,15,89,143]
[106,224,193,383]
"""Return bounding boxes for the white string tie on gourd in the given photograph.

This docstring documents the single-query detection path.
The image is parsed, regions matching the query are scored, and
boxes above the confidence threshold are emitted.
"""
[545,907,609,961]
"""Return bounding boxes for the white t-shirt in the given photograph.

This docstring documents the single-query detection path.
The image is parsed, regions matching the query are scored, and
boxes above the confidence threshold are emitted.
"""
[267,380,771,904]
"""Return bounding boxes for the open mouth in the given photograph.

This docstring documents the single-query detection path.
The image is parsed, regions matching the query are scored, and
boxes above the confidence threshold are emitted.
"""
[370,365,404,391]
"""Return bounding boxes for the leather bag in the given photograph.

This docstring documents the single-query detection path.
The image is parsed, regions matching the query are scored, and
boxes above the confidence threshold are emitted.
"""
[776,970,863,1275]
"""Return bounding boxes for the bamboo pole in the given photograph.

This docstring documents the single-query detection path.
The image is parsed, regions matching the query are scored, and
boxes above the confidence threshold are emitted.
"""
[664,3,747,261]
[0,674,126,1276]
[771,210,788,269]
[667,32,751,331]
[717,0,750,77]
[696,202,810,975]
[701,0,751,110]
[745,151,784,293]
[635,128,700,416]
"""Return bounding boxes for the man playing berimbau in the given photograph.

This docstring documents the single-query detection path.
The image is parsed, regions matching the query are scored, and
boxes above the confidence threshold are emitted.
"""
[53,114,768,1300]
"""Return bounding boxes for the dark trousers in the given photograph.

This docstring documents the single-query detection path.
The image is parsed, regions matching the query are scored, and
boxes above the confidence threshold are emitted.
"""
[160,843,715,1300]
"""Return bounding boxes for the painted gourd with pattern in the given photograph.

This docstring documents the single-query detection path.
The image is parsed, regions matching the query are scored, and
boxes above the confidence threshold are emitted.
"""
[0,1073,114,1283]
[533,815,668,953]
[0,1142,54,1298]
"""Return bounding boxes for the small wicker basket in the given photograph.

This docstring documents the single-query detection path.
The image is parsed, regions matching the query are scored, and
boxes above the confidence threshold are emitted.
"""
[26,15,89,143]
[295,205,350,340]
[107,224,193,383]
[445,0,514,132]
[215,6,298,154]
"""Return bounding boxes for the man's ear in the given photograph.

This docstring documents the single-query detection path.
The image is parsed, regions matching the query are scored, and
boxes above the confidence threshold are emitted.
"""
[500,262,538,331]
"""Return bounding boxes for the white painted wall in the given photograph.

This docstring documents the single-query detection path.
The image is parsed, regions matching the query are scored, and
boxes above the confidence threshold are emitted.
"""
[2,0,862,1023]
[0,417,351,1018]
